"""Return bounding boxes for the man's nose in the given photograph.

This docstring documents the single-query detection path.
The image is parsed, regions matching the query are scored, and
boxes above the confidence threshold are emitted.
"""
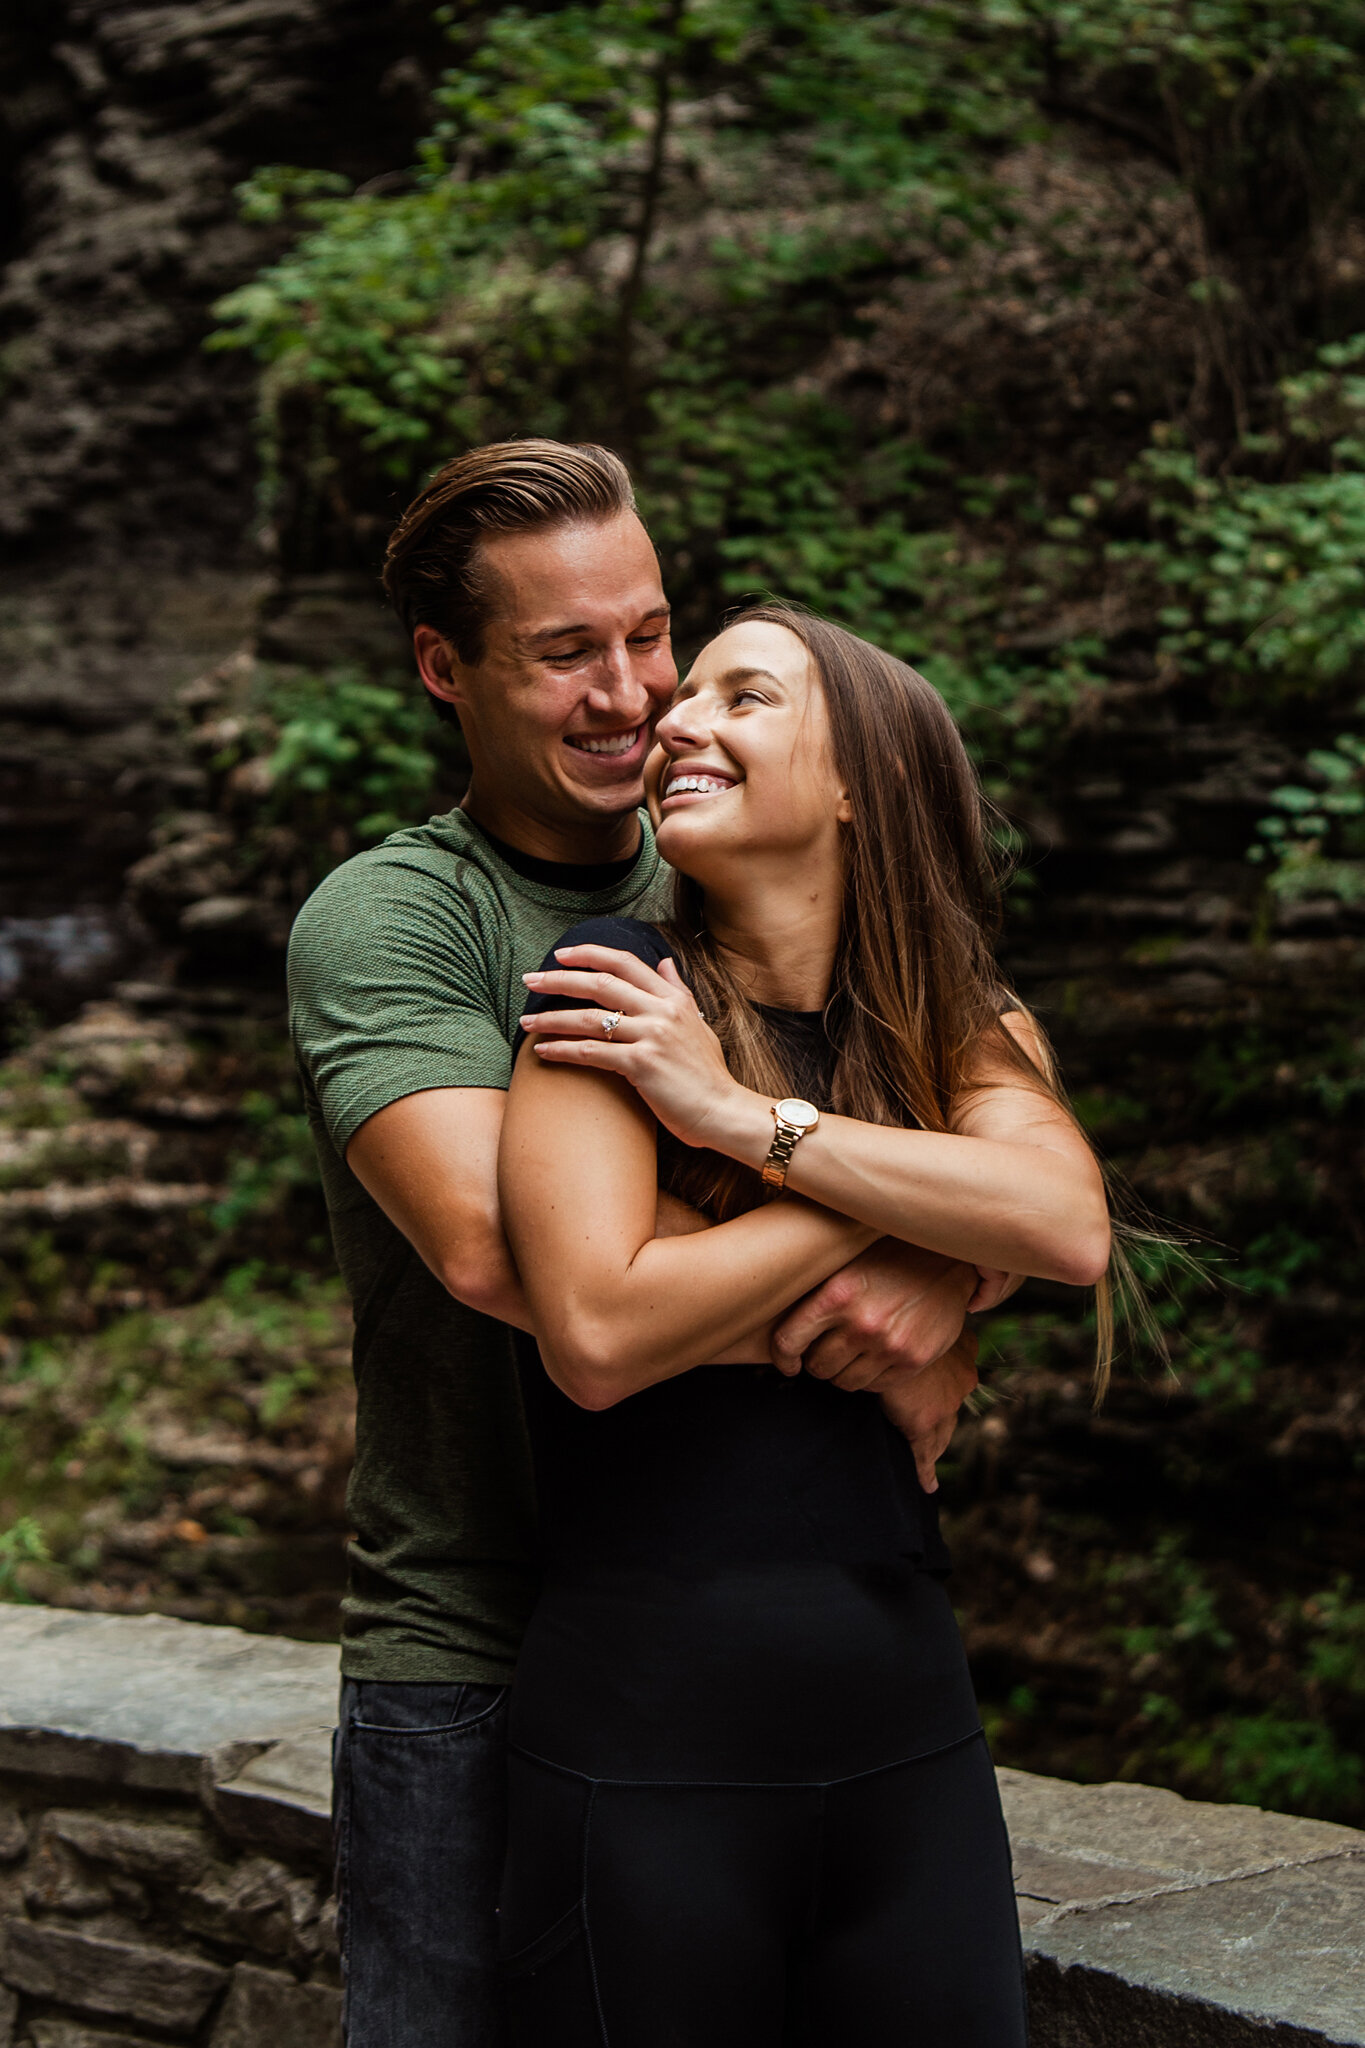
[586,642,650,718]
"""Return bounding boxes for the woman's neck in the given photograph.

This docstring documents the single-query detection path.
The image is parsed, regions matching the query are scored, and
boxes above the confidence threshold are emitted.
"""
[700,868,842,1011]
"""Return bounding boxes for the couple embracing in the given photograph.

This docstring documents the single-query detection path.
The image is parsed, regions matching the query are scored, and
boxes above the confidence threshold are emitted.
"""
[289,439,1113,2046]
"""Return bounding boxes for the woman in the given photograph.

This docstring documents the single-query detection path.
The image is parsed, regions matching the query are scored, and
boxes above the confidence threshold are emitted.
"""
[495,603,1112,2046]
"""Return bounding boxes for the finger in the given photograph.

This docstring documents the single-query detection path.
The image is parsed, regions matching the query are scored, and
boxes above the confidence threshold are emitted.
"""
[966,1266,1010,1313]
[769,1298,839,1366]
[801,1327,862,1381]
[914,1438,942,1493]
[657,958,686,988]
[522,969,659,1013]
[531,1040,631,1069]
[519,1009,639,1040]
[824,1353,887,1394]
[549,944,675,995]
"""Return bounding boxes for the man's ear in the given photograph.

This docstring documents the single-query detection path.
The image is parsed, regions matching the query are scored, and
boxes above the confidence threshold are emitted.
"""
[413,624,469,714]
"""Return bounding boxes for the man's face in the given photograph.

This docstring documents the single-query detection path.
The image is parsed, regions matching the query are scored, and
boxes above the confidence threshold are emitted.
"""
[417,512,675,841]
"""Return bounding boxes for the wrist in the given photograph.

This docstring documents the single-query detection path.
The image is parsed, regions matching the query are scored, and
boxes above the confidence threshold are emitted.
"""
[704,1085,774,1167]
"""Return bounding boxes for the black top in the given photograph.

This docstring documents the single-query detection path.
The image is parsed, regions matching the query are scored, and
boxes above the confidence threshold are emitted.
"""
[511,916,980,1783]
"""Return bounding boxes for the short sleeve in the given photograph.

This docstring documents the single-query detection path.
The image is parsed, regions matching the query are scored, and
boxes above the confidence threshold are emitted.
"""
[513,916,675,1059]
[288,854,512,1155]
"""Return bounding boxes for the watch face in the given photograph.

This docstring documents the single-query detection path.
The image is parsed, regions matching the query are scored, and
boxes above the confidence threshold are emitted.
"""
[775,1098,820,1129]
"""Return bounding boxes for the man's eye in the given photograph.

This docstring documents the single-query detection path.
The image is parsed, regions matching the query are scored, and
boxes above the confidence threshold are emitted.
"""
[630,632,666,650]
[546,647,590,665]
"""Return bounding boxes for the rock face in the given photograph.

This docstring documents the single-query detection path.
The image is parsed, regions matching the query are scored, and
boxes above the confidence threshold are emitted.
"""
[0,0,442,1013]
[0,0,441,557]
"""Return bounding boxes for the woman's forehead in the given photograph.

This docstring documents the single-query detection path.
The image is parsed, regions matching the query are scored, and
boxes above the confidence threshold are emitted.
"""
[684,618,812,688]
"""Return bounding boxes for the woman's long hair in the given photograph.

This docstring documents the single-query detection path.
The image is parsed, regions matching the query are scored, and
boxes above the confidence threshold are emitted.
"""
[662,599,1161,1397]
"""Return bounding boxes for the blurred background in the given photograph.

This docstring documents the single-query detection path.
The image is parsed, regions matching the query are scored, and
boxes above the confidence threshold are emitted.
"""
[1,0,1362,1823]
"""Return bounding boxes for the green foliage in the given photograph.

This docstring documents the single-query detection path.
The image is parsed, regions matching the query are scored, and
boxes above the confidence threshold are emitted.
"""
[0,1276,353,1571]
[260,666,444,844]
[212,0,1026,471]
[1250,729,1365,904]
[0,1516,48,1603]
[1171,1714,1363,1818]
[210,1092,320,1234]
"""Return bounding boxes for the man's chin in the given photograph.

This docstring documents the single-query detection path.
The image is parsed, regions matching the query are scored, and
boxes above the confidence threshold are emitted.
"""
[559,763,649,815]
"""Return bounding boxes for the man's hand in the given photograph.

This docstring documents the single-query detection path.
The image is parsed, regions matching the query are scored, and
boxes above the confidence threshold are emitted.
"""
[876,1328,979,1493]
[769,1240,977,1390]
[967,1267,1026,1313]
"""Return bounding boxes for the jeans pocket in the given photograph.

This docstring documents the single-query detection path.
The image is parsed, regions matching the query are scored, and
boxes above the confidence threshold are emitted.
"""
[347,1678,507,1734]
[501,1901,602,2047]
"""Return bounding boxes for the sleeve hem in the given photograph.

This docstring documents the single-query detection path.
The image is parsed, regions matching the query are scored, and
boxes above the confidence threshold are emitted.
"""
[328,1064,511,1157]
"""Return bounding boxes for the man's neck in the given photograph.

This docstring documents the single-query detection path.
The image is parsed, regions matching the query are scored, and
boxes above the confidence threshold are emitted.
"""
[460,785,642,867]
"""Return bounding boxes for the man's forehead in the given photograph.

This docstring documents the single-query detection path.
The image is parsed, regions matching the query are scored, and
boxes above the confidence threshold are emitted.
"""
[480,513,665,633]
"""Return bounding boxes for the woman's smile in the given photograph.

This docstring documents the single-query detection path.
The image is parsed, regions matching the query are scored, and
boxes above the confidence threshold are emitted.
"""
[659,765,741,808]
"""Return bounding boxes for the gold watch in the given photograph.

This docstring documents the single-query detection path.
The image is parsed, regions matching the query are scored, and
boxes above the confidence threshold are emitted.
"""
[761,1098,821,1191]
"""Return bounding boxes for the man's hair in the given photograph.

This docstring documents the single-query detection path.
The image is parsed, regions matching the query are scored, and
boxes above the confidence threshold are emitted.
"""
[382,439,638,675]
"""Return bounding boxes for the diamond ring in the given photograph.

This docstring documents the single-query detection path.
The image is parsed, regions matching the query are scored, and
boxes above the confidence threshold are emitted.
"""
[601,1010,624,1040]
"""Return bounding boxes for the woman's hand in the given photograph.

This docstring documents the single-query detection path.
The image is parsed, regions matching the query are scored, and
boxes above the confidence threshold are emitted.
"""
[520,944,768,1154]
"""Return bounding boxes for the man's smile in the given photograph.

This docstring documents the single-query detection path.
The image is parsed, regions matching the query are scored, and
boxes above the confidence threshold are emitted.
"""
[564,725,644,758]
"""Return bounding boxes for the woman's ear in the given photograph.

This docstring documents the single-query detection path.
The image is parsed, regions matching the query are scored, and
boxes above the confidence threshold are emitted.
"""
[835,785,854,827]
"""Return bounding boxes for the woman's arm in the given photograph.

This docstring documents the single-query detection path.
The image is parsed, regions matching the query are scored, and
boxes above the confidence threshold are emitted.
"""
[710,1015,1111,1288]
[498,1049,874,1409]
[520,948,1110,1290]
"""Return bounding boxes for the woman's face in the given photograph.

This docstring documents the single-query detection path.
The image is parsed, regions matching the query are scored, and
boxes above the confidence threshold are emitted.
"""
[646,621,850,886]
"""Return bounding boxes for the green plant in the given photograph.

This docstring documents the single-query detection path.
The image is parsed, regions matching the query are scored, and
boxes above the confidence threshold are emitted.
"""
[1249,730,1365,904]
[0,1516,48,1602]
[1172,1713,1363,1818]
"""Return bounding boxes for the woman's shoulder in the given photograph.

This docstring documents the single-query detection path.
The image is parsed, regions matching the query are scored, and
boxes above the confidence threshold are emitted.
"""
[543,914,675,971]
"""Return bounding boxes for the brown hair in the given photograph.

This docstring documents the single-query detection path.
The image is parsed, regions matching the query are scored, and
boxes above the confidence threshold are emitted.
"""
[663,600,1161,1395]
[381,439,638,681]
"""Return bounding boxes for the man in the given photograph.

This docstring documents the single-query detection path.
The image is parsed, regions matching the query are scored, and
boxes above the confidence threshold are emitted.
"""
[288,440,989,2047]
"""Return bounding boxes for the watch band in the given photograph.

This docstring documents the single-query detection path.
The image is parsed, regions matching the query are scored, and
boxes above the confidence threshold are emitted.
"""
[761,1100,820,1191]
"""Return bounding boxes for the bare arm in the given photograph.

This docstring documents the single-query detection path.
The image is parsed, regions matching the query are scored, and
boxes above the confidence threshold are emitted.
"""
[498,1051,874,1408]
[348,1087,530,1325]
[346,1085,708,1332]
[522,947,1111,1288]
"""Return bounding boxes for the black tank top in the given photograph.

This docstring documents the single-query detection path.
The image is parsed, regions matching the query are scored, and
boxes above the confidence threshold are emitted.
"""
[510,916,980,1783]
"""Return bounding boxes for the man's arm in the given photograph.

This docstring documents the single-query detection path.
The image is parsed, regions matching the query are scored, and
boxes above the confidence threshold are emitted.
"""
[347,1087,530,1326]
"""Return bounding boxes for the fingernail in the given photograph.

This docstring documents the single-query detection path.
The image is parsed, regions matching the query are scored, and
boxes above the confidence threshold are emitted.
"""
[522,972,543,984]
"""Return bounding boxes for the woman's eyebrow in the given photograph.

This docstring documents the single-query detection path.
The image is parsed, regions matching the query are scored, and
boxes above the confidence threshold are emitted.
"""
[719,665,782,687]
[677,665,782,694]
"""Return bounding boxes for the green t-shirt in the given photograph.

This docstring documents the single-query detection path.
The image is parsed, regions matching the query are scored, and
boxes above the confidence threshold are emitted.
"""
[287,806,672,1683]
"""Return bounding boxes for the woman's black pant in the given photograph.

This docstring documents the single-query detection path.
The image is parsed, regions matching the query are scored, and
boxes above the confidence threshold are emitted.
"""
[499,1730,1028,2047]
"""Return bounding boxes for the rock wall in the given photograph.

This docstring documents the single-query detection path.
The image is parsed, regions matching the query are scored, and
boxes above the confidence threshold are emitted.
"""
[0,0,441,1016]
[2,1607,1365,2047]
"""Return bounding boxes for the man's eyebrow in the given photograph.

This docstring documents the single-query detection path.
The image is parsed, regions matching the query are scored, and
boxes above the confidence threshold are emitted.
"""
[519,603,671,650]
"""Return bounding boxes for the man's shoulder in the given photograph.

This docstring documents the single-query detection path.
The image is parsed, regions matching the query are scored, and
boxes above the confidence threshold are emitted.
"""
[290,815,494,938]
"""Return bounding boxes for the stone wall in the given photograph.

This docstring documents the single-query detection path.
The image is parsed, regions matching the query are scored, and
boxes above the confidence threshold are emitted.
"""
[0,1608,1362,2047]
[0,1609,338,2048]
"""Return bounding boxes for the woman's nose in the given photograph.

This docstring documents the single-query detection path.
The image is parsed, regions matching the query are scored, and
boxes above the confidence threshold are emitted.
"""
[656,701,706,750]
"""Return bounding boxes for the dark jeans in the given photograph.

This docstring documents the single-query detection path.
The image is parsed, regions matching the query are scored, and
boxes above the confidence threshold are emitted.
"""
[334,1678,511,2048]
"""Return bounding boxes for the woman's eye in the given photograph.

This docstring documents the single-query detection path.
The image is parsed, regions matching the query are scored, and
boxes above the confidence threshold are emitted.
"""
[732,688,766,706]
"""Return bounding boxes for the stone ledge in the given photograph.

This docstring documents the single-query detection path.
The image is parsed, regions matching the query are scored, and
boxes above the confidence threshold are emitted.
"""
[0,1607,336,1800]
[1000,1770,1365,2045]
[1,1608,1363,2045]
